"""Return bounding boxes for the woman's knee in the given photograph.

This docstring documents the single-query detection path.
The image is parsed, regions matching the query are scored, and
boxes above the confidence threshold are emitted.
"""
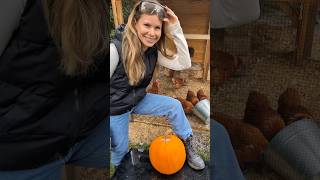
[170,97,184,110]
[111,132,129,150]
[111,139,129,154]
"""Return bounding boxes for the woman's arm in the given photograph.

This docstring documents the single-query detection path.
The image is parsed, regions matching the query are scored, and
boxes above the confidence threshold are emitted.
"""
[0,0,26,55]
[157,22,192,71]
[110,43,119,79]
[157,6,191,71]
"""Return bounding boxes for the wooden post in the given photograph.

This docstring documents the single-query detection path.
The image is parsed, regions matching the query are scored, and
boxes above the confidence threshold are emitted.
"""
[111,0,124,28]
[111,0,118,27]
[304,0,319,58]
[296,0,318,65]
[203,24,211,81]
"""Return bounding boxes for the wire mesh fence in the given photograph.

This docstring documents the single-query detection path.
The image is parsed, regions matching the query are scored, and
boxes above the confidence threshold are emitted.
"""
[211,0,320,126]
[211,1,320,179]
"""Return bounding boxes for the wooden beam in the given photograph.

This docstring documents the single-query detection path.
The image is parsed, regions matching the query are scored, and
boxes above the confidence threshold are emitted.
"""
[115,0,124,25]
[111,0,118,27]
[296,0,318,65]
[303,0,318,59]
[203,36,210,81]
[111,0,124,28]
[184,34,210,40]
[202,24,210,81]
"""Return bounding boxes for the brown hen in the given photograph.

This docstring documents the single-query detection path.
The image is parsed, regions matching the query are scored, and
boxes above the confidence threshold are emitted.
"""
[278,88,313,125]
[175,97,193,114]
[211,50,242,89]
[146,79,160,94]
[186,90,199,105]
[171,77,187,89]
[213,112,268,169]
[197,89,208,101]
[244,91,285,141]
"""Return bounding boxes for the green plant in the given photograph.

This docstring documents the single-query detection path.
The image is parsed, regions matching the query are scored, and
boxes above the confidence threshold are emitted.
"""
[197,148,210,162]
[129,142,150,151]
[109,163,115,178]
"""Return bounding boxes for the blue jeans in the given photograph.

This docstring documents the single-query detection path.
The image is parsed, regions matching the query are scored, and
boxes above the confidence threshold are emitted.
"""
[0,120,107,180]
[110,93,193,166]
[211,120,245,180]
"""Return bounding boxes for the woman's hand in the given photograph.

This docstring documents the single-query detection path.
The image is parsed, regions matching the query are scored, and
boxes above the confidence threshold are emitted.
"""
[163,6,178,25]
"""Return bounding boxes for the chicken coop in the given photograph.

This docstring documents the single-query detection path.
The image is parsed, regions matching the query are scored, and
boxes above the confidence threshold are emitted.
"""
[111,0,210,80]
[110,1,211,177]
[212,0,320,179]
[162,0,210,80]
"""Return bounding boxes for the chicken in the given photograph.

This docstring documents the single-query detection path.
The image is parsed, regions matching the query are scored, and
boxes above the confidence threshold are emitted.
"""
[197,89,208,101]
[175,97,193,114]
[278,88,313,125]
[244,91,285,141]
[171,77,187,89]
[213,112,268,169]
[186,90,199,105]
[146,79,160,94]
[211,49,242,90]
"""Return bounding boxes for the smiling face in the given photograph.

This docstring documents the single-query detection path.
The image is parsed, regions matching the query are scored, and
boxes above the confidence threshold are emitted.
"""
[135,14,162,50]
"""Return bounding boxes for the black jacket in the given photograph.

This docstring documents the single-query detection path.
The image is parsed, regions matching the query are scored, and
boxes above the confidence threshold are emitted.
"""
[110,26,157,115]
[0,0,107,170]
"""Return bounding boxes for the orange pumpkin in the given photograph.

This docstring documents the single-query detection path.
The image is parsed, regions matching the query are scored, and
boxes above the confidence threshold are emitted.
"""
[149,134,186,175]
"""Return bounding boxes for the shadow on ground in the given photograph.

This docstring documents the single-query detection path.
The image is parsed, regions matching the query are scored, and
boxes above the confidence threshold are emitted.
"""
[112,149,210,180]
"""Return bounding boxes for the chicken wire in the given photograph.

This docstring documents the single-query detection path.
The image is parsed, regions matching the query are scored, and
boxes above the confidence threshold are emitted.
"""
[211,0,320,126]
[211,1,320,179]
[311,11,320,61]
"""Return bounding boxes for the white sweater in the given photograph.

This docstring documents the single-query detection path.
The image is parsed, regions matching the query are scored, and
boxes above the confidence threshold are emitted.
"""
[110,22,191,78]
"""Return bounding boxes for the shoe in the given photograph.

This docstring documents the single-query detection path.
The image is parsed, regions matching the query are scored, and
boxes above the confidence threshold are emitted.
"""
[184,135,205,170]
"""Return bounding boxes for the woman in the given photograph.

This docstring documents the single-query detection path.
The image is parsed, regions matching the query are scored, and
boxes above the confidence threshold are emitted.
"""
[111,1,246,178]
[0,0,107,179]
[110,0,205,170]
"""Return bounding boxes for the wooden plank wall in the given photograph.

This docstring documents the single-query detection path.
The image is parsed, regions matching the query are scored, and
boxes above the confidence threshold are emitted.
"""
[162,0,210,63]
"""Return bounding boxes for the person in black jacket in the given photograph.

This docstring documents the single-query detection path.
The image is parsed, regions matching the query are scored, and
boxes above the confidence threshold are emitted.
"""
[110,0,206,171]
[0,0,107,179]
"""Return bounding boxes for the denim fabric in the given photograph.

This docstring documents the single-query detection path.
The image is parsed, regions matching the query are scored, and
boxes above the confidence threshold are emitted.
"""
[211,120,245,180]
[0,119,107,180]
[110,93,193,166]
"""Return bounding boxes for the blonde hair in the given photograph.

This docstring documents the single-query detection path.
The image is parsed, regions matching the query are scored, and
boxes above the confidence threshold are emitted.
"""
[43,0,107,76]
[122,0,177,86]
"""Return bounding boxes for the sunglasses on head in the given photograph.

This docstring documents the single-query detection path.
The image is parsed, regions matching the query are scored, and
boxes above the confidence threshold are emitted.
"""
[138,1,167,20]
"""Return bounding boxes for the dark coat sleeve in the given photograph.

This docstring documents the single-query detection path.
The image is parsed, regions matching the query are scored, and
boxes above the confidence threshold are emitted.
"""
[211,0,260,29]
[0,0,26,55]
